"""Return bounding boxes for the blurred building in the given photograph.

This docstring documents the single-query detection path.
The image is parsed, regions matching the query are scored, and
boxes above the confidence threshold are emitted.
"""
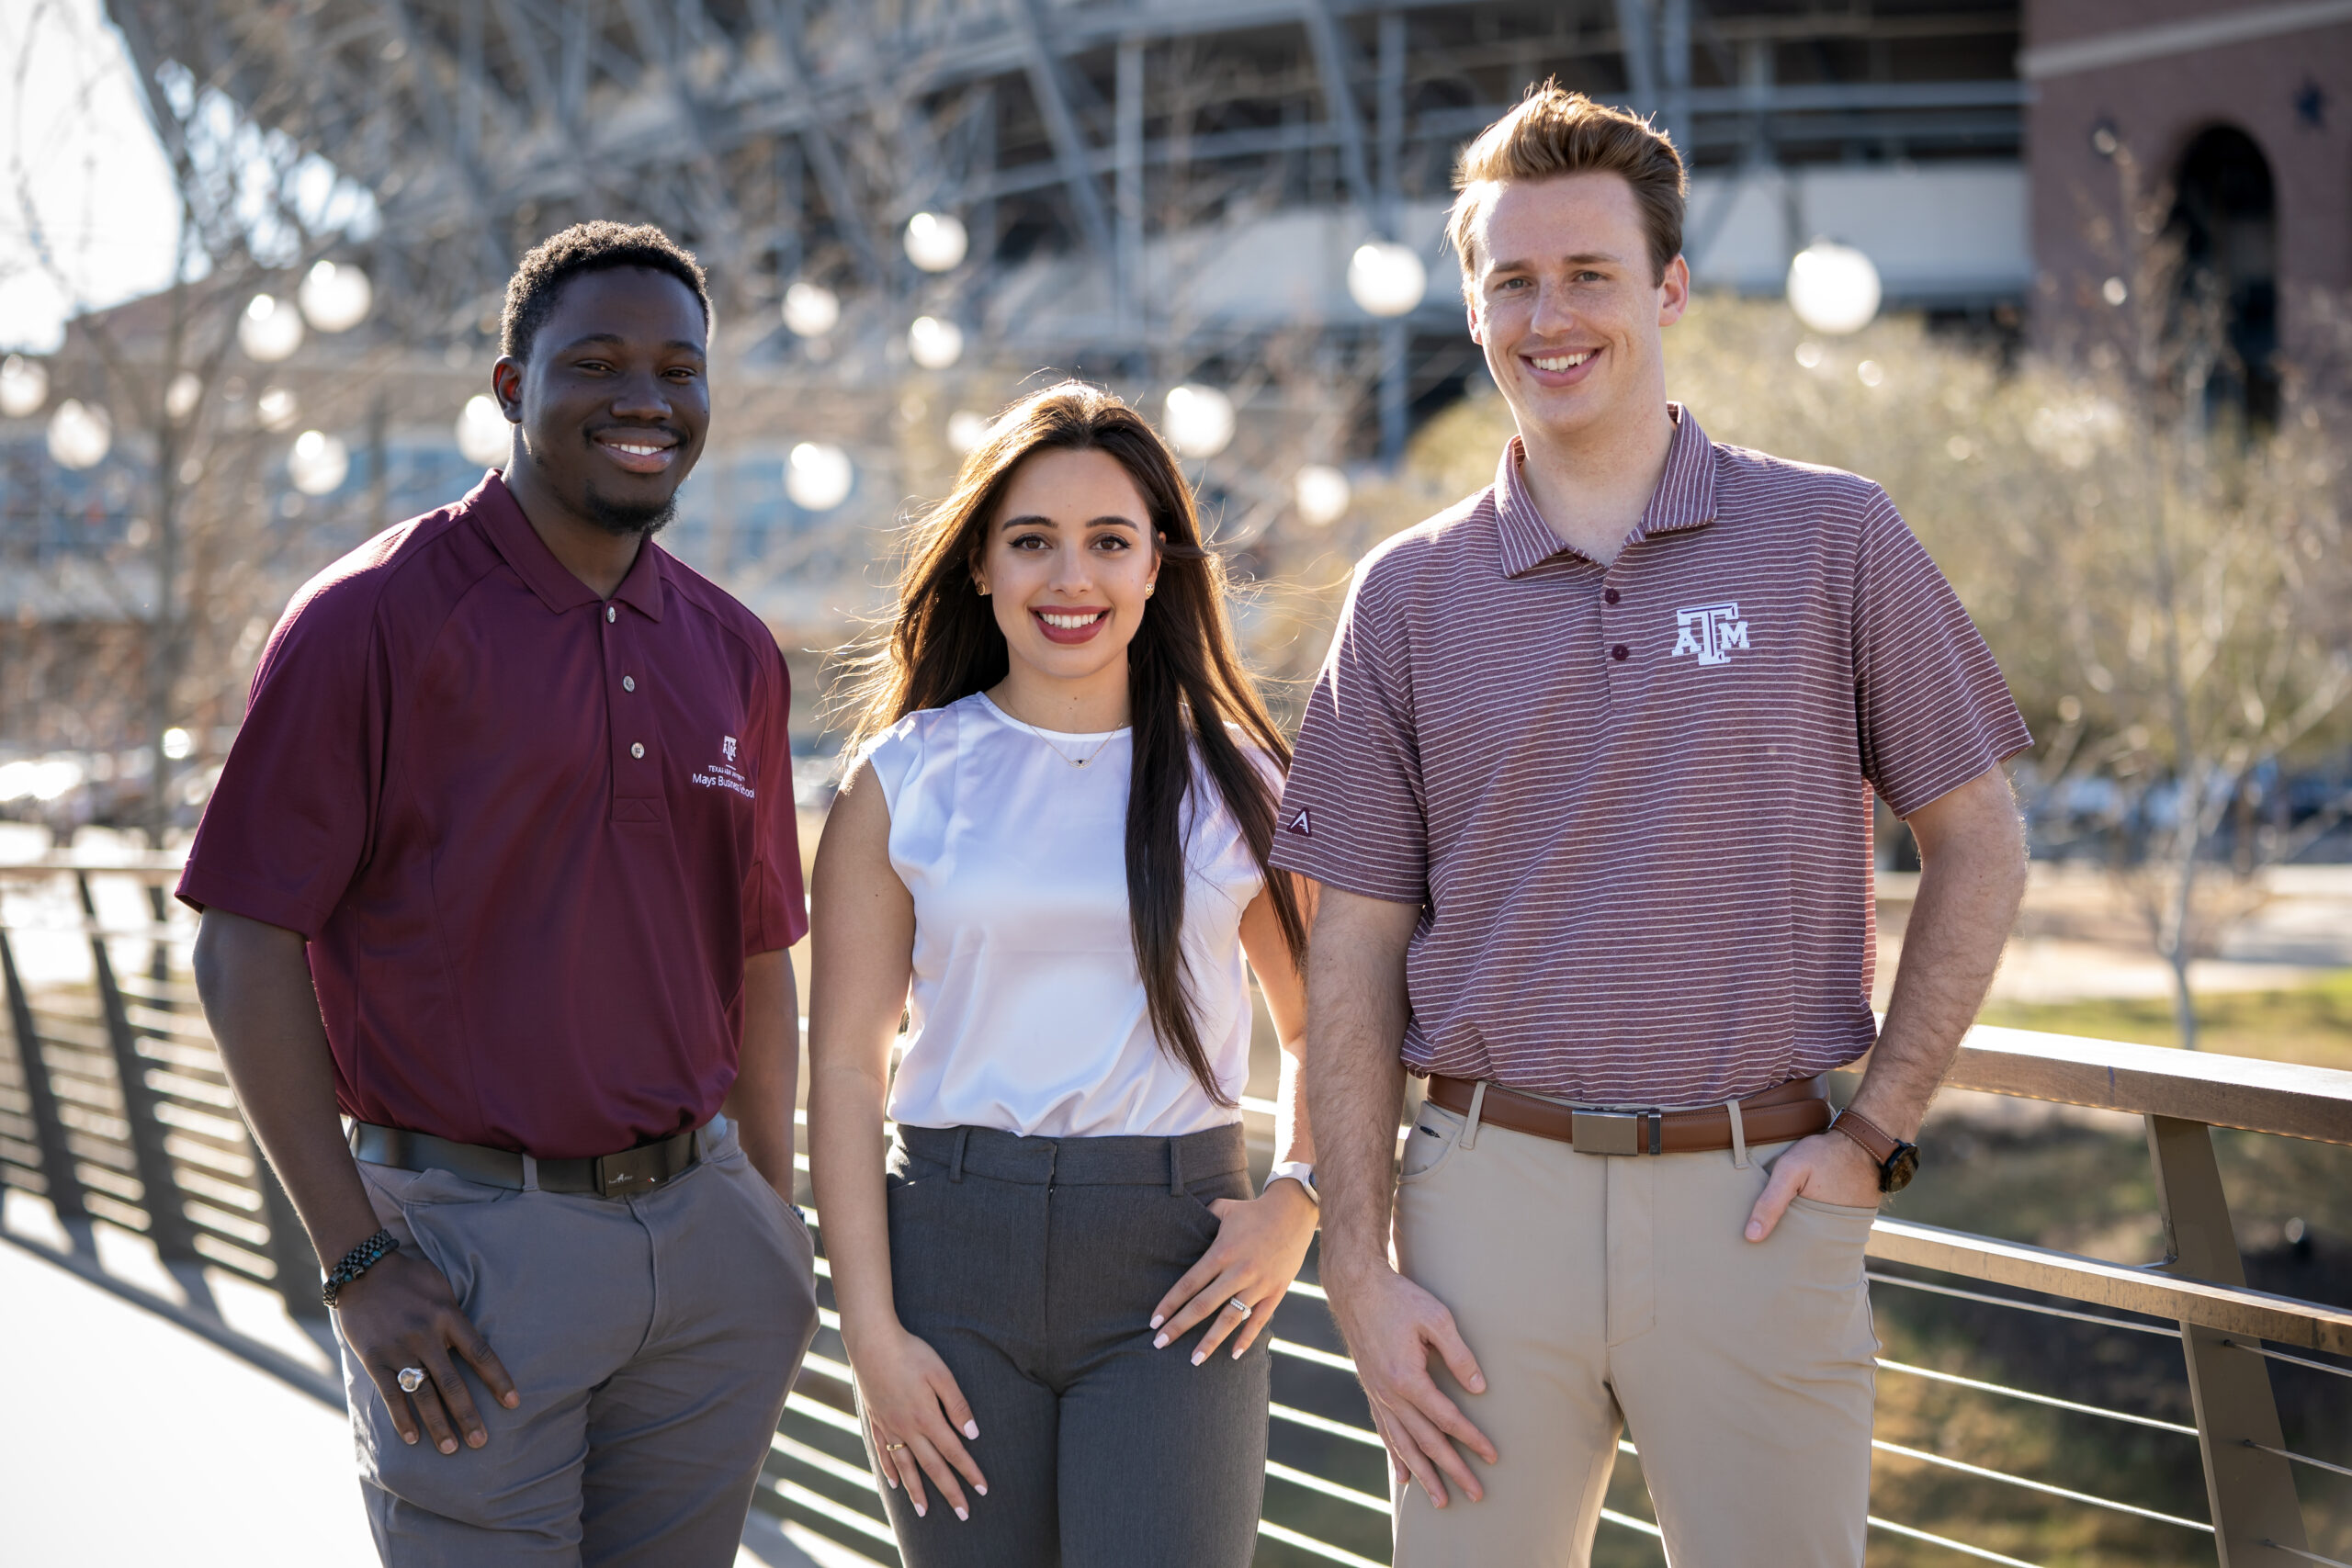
[2022,0,2352,416]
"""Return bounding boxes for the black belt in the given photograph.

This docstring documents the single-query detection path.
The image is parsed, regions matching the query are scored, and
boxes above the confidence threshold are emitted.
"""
[349,1122,701,1200]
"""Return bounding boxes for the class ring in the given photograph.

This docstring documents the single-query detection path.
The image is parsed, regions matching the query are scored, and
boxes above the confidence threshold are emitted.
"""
[1227,1295,1252,1319]
[397,1367,427,1393]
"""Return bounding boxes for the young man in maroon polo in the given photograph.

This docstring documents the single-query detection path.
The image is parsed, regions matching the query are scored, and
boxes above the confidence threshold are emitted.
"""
[1280,89,2032,1565]
[183,223,818,1566]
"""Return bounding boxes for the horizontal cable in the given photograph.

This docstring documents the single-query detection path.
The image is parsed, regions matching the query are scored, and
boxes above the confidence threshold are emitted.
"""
[2245,1439,2352,1481]
[770,1477,899,1547]
[785,1393,865,1438]
[1866,1271,2182,1337]
[1874,1358,2198,1434]
[1870,1439,2211,1532]
[1272,1401,1386,1449]
[2222,1338,2352,1382]
[1271,1337,1356,1371]
[1265,1460,1388,1514]
[776,1434,885,1493]
[1600,1507,1662,1539]
[1867,1514,2047,1568]
[2262,1543,2352,1568]
[1255,1517,1384,1567]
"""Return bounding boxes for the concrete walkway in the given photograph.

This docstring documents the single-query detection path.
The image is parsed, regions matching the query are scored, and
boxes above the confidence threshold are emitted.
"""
[0,1203,859,1568]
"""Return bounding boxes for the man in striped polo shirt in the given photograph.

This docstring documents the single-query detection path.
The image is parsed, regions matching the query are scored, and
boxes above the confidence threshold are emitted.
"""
[1278,86,2031,1566]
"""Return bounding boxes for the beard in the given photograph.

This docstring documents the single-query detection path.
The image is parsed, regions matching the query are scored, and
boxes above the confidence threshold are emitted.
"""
[517,430,683,538]
[578,476,678,539]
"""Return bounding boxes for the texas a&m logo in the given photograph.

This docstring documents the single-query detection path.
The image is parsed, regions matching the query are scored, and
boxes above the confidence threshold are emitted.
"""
[1670,602,1750,667]
[722,735,738,762]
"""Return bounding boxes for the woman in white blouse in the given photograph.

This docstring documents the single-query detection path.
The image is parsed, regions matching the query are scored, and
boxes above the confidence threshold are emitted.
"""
[808,381,1318,1566]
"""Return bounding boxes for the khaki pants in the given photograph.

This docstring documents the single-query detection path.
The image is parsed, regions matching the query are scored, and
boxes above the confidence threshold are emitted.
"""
[1391,1100,1878,1568]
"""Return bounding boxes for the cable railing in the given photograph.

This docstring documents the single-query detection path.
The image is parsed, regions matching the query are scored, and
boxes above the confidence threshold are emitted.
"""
[3,853,2349,1567]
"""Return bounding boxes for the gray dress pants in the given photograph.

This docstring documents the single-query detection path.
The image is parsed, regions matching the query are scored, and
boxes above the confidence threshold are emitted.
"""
[343,1115,819,1567]
[870,1122,1271,1568]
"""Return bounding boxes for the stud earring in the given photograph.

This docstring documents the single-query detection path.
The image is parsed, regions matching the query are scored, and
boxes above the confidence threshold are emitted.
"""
[975,581,990,596]
[1144,582,1156,597]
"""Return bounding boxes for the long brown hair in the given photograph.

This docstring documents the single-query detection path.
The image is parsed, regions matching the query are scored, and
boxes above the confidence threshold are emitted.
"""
[836,381,1306,1105]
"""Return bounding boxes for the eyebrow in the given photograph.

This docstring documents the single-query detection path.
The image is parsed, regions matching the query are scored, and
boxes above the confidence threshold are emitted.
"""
[558,332,707,357]
[1487,251,1624,274]
[998,513,1143,531]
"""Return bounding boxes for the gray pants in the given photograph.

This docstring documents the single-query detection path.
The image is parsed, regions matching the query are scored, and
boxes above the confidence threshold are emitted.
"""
[872,1122,1271,1568]
[344,1116,819,1567]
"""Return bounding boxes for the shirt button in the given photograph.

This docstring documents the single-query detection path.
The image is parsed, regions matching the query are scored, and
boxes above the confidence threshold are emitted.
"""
[1604,587,1622,605]
[1611,644,1630,661]
[630,742,645,759]
[605,605,616,623]
[622,676,636,693]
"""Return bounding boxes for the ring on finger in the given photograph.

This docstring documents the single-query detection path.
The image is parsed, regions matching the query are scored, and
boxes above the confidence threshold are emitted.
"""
[1227,1294,1251,1319]
[397,1366,427,1393]
[884,1440,909,1452]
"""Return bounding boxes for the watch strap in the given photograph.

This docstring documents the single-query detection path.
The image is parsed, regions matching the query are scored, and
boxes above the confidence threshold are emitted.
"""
[1267,1161,1318,1205]
[1828,1107,1899,1166]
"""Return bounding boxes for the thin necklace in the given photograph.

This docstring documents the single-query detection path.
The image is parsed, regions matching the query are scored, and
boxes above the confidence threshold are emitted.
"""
[989,697,1123,768]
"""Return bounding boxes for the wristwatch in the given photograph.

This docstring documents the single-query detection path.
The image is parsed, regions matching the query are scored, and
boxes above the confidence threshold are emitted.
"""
[1267,1161,1318,1206]
[1827,1109,1920,1194]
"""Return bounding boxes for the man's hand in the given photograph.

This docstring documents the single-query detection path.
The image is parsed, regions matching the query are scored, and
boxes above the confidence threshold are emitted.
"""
[1325,1262,1497,1506]
[335,1248,519,1453]
[1743,1129,1882,1242]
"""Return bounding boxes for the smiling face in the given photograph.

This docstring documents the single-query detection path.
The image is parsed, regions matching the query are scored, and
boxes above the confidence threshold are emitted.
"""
[975,446,1159,692]
[496,265,709,536]
[1465,173,1689,447]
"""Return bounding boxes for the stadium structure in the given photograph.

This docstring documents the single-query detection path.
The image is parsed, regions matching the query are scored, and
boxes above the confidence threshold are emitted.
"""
[85,0,2032,611]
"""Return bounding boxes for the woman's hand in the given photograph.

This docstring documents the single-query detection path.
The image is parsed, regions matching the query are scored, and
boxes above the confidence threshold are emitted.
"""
[1148,1178,1318,1365]
[847,1319,988,1521]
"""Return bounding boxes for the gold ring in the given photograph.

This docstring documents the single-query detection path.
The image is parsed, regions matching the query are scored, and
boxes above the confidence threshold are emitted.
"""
[885,1440,909,1451]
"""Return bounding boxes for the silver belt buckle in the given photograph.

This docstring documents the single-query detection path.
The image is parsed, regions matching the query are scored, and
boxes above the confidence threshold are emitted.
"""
[1569,1110,1649,1156]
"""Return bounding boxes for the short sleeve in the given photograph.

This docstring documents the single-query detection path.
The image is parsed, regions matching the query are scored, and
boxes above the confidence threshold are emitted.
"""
[859,710,928,818]
[1269,565,1429,903]
[742,639,809,953]
[1853,489,2033,817]
[175,578,388,938]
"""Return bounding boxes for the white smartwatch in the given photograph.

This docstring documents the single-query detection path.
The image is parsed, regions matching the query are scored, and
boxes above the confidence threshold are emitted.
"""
[1267,1161,1318,1206]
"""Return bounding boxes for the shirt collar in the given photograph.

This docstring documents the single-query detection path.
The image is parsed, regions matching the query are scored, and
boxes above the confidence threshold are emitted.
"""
[468,468,669,622]
[1493,402,1719,579]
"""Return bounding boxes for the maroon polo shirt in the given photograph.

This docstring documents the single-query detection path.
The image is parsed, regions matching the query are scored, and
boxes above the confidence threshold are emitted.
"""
[179,472,808,1159]
[1272,409,2030,1109]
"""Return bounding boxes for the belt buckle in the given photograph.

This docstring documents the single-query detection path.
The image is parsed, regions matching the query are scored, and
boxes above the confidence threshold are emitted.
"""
[594,1147,665,1200]
[1569,1110,1654,1156]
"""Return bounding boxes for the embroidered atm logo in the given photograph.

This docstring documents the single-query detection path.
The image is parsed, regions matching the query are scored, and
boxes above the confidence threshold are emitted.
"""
[694,736,754,799]
[1670,602,1750,667]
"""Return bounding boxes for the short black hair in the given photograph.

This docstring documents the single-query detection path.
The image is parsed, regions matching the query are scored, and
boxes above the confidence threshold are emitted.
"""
[500,221,711,362]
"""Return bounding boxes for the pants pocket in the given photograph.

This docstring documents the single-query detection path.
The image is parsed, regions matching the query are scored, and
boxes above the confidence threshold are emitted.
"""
[1396,1104,1465,1185]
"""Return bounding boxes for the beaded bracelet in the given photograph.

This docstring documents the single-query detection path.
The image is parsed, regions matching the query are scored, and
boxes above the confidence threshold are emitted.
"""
[322,1228,401,1308]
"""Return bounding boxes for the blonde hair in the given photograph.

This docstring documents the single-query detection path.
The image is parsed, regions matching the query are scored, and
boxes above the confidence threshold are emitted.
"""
[1446,81,1687,288]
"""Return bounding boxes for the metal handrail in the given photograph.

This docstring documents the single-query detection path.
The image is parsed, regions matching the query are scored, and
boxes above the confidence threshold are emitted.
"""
[4,861,2349,1567]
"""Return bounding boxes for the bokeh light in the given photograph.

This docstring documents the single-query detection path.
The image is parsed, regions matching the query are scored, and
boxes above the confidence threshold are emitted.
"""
[238,293,306,361]
[1785,242,1882,336]
[1162,384,1235,459]
[787,442,854,510]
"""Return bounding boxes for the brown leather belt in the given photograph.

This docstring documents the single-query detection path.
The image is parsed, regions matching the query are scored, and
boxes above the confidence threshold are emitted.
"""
[350,1122,701,1200]
[1424,1074,1831,1155]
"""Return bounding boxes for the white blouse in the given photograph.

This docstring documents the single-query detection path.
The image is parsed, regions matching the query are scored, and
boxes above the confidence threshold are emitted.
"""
[865,692,1268,1138]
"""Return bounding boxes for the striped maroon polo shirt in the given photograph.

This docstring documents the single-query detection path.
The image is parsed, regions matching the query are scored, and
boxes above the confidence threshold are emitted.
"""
[1272,407,2030,1109]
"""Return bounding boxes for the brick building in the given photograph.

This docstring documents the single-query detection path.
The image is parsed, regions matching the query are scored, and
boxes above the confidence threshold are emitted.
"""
[2024,0,2352,405]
